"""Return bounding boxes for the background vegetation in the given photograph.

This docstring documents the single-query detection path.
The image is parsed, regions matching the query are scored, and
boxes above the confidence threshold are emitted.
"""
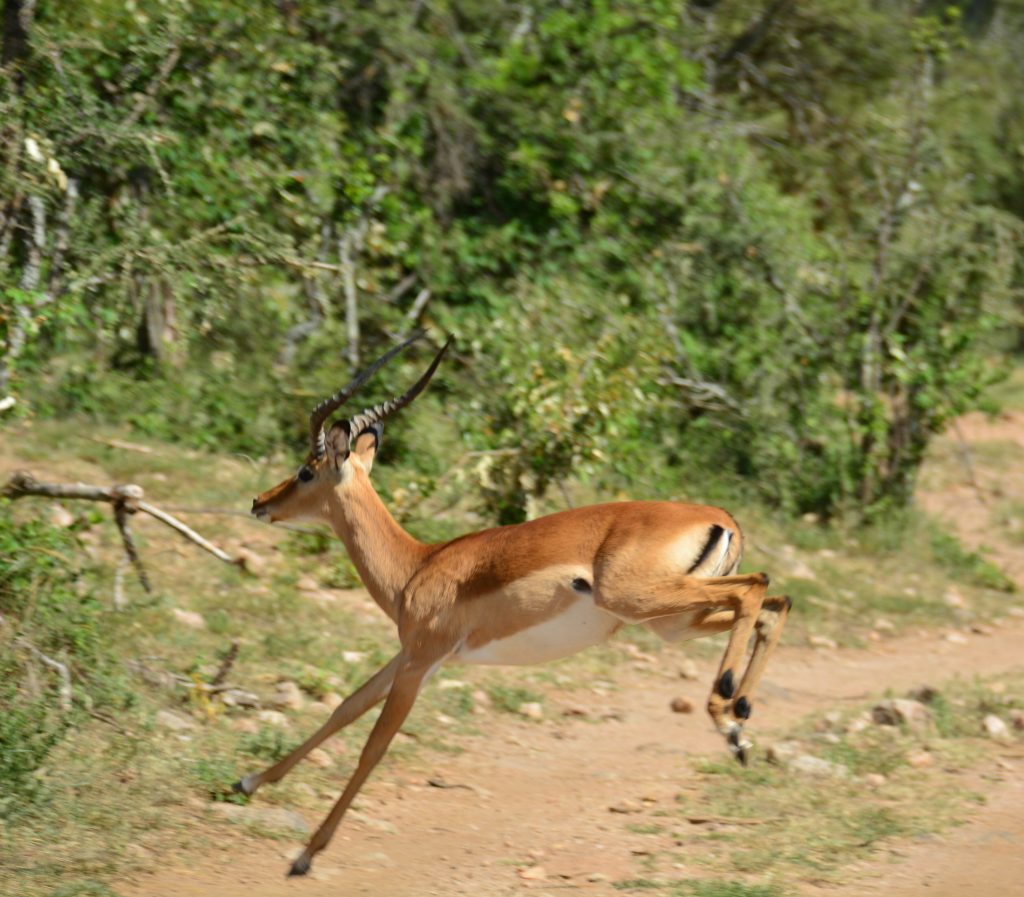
[2,0,1022,522]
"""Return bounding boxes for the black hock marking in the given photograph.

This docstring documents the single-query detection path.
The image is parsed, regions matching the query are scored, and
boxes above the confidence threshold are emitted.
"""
[783,594,793,611]
[687,524,725,574]
[758,571,771,587]
[571,577,592,594]
[735,696,752,720]
[718,669,735,699]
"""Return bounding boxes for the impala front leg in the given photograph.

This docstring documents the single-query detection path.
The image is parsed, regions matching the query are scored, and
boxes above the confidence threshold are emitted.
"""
[288,651,442,877]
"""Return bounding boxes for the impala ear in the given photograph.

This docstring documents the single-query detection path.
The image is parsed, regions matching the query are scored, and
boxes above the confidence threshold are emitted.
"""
[352,422,383,474]
[325,420,352,467]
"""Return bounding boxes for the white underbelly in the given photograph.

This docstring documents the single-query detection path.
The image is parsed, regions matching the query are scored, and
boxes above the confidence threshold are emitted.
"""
[457,597,622,666]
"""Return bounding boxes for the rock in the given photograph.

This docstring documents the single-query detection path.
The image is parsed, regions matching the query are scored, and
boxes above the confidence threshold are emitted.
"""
[808,635,838,650]
[678,659,700,681]
[1009,709,1024,731]
[766,741,802,764]
[944,588,967,609]
[321,691,343,710]
[1008,606,1024,618]
[944,631,968,644]
[307,748,333,768]
[907,750,933,768]
[906,685,939,704]
[156,709,197,731]
[609,799,643,814]
[863,773,887,788]
[48,503,75,528]
[669,697,694,714]
[872,699,933,732]
[788,754,849,778]
[274,681,305,711]
[171,608,206,629]
[296,575,320,593]
[846,713,872,734]
[471,690,492,713]
[983,714,1012,743]
[235,547,267,575]
[586,872,610,883]
[342,650,366,664]
[209,802,310,836]
[517,865,546,881]
[220,688,261,709]
[518,702,544,720]
[873,618,895,633]
[257,709,290,728]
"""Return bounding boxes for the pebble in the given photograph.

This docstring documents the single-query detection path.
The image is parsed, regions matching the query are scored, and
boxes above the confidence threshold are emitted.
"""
[171,608,206,629]
[788,754,849,778]
[678,659,700,681]
[907,750,933,768]
[234,547,267,575]
[274,681,305,711]
[518,702,544,720]
[983,714,1012,743]
[809,635,838,650]
[48,503,75,528]
[863,773,887,788]
[670,697,694,714]
[609,799,643,814]
[155,709,197,731]
[220,688,260,709]
[872,698,933,732]
[944,589,967,609]
[321,692,343,710]
[296,576,320,592]
[944,631,968,644]
[257,710,290,728]
[517,865,546,881]
[307,748,333,768]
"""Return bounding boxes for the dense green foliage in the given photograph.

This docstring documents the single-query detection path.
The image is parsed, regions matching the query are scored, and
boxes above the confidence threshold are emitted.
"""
[2,1,1023,519]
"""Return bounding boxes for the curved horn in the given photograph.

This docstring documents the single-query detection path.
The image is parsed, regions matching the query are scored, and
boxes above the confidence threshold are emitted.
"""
[347,335,453,437]
[309,331,426,457]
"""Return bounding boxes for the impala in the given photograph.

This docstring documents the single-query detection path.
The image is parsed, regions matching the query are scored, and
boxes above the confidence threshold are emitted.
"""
[236,333,791,877]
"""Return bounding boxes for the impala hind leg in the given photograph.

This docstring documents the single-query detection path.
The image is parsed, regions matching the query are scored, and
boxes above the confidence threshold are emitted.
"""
[729,595,792,762]
[233,653,402,797]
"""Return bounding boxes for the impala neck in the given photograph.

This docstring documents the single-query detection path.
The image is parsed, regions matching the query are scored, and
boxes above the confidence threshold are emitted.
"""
[325,465,428,622]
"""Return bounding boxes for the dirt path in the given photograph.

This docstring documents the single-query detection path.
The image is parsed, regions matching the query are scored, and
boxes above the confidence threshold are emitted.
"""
[119,620,1024,897]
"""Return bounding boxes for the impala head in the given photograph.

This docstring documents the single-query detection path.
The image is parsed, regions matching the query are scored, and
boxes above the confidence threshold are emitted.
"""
[251,333,452,523]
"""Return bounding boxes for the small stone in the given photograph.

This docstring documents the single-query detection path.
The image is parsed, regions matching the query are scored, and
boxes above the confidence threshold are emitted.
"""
[846,713,871,734]
[296,576,320,593]
[518,702,544,720]
[944,589,967,609]
[872,699,933,732]
[342,650,367,664]
[766,741,802,765]
[307,748,332,768]
[517,865,546,881]
[670,697,694,714]
[873,618,895,633]
[274,681,305,711]
[1007,607,1024,618]
[907,751,933,768]
[808,635,838,650]
[220,688,260,709]
[257,709,290,728]
[48,503,75,528]
[609,799,643,814]
[155,709,197,731]
[983,714,1012,743]
[944,631,968,644]
[171,608,206,629]
[586,872,610,883]
[437,679,468,690]
[678,659,700,681]
[863,773,887,787]
[321,692,343,710]
[235,547,267,575]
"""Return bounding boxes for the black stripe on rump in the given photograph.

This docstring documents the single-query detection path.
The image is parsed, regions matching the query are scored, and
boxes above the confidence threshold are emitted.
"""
[688,524,725,574]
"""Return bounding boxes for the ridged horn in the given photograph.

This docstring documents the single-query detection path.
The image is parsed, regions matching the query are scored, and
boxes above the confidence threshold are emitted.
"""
[347,335,453,438]
[309,331,426,458]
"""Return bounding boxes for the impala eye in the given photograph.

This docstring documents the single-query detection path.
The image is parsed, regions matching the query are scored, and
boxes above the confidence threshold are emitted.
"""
[298,466,314,483]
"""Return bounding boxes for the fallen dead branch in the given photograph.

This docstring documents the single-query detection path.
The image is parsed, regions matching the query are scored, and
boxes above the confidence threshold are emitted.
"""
[16,637,73,711]
[3,471,243,604]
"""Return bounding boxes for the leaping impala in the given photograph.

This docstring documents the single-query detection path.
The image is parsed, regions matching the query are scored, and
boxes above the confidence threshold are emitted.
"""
[236,332,791,877]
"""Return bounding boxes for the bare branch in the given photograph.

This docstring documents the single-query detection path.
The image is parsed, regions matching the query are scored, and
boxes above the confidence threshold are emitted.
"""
[16,638,72,711]
[114,501,152,593]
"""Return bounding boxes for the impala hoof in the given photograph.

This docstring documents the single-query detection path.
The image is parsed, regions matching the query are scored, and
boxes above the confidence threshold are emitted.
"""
[288,855,311,877]
[232,774,257,796]
[726,723,753,765]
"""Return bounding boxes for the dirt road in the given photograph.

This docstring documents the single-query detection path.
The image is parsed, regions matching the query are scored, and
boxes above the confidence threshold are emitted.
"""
[119,619,1024,897]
